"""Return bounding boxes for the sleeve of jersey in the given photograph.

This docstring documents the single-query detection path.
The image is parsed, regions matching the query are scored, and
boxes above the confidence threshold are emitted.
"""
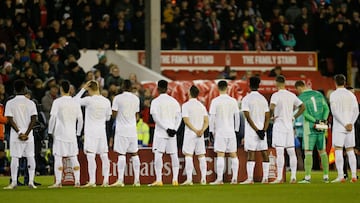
[351,96,359,124]
[208,101,215,133]
[74,88,87,106]
[4,103,12,117]
[76,105,84,136]
[321,96,330,120]
[302,107,316,123]
[330,97,346,127]
[241,98,249,112]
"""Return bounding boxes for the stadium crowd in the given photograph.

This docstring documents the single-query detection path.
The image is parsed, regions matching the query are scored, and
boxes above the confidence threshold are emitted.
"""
[0,0,360,183]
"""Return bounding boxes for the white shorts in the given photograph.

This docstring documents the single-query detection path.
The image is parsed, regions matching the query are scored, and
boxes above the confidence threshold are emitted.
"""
[272,130,294,148]
[53,140,78,157]
[214,136,237,153]
[332,130,355,148]
[114,136,138,154]
[10,141,34,158]
[84,136,108,154]
[152,136,177,154]
[182,135,206,155]
[244,134,268,152]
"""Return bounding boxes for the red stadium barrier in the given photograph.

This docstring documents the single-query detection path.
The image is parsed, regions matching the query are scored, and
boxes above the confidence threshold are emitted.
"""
[61,148,281,185]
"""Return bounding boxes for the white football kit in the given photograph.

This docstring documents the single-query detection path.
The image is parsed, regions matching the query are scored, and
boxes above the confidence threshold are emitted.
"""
[330,88,359,148]
[112,91,140,154]
[5,95,38,157]
[48,96,83,157]
[182,98,208,155]
[270,89,303,148]
[241,91,269,151]
[209,94,240,153]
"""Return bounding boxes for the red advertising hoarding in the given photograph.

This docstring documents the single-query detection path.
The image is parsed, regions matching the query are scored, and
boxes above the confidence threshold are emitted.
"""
[138,51,317,71]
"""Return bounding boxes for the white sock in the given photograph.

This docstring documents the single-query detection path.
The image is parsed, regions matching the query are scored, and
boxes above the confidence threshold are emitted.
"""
[346,150,357,179]
[216,157,225,182]
[262,162,270,180]
[100,153,110,184]
[198,156,207,181]
[170,153,179,182]
[335,149,344,178]
[276,147,284,180]
[86,153,96,184]
[185,156,193,182]
[154,151,163,182]
[287,147,297,180]
[70,156,80,184]
[117,155,126,183]
[246,161,255,180]
[231,157,239,181]
[132,155,140,183]
[54,156,63,185]
[10,157,19,185]
[27,157,36,185]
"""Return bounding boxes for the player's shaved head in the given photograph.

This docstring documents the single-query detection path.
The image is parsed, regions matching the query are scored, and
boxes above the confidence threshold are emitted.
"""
[60,80,70,93]
[294,80,305,88]
[189,85,199,98]
[88,80,99,91]
[334,74,346,86]
[122,79,132,92]
[249,76,260,90]
[14,79,26,94]
[157,80,168,93]
[218,80,228,91]
[275,75,285,84]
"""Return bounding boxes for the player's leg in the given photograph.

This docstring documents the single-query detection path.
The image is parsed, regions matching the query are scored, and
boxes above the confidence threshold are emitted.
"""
[345,148,357,182]
[210,136,225,185]
[300,133,314,183]
[331,131,346,182]
[50,155,63,188]
[117,153,126,184]
[198,154,207,184]
[316,134,329,182]
[69,156,81,187]
[261,150,269,183]
[240,150,255,184]
[183,154,194,184]
[130,153,140,186]
[273,147,284,183]
[167,138,179,185]
[26,156,36,188]
[228,137,238,184]
[195,137,207,184]
[100,153,110,186]
[286,147,297,183]
[86,152,97,185]
[7,156,19,188]
[182,136,195,185]
[149,136,165,186]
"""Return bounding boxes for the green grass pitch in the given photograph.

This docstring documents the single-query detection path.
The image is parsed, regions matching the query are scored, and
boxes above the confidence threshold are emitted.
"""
[0,171,359,203]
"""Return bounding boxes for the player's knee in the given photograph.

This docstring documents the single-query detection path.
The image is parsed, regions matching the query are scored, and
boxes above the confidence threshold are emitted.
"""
[73,166,80,171]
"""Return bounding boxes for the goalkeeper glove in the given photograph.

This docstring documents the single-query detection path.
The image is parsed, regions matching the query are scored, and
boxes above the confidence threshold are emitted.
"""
[256,130,266,140]
[166,129,177,137]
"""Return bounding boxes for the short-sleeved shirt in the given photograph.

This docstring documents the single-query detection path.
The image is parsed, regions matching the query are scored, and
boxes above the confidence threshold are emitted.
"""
[241,91,269,136]
[112,92,140,137]
[150,94,181,138]
[78,94,112,138]
[270,89,303,132]
[182,98,208,138]
[209,94,239,138]
[49,96,83,143]
[5,95,38,143]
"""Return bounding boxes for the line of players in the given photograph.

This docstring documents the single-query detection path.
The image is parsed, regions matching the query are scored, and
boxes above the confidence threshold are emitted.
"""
[3,73,358,189]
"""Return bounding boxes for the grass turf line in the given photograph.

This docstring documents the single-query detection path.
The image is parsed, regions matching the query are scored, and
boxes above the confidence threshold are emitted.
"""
[0,171,359,203]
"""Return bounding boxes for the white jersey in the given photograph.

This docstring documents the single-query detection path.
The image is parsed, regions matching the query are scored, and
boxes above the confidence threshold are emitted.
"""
[209,94,240,138]
[330,88,359,132]
[270,89,302,132]
[74,89,112,138]
[241,91,269,136]
[182,98,208,138]
[112,91,140,137]
[150,93,181,139]
[5,95,37,143]
[48,96,83,143]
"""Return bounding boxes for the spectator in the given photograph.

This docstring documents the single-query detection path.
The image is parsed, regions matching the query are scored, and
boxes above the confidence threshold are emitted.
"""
[206,11,221,50]
[38,61,55,82]
[136,113,150,147]
[56,36,81,64]
[285,0,302,26]
[279,24,296,51]
[268,65,283,77]
[41,84,59,121]
[79,21,95,50]
[187,21,208,50]
[131,9,145,50]
[94,69,104,89]
[263,21,273,50]
[105,65,123,89]
[34,29,50,50]
[331,22,349,76]
[63,62,85,90]
[92,54,109,79]
[295,22,314,51]
[46,20,62,45]
[112,20,132,50]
